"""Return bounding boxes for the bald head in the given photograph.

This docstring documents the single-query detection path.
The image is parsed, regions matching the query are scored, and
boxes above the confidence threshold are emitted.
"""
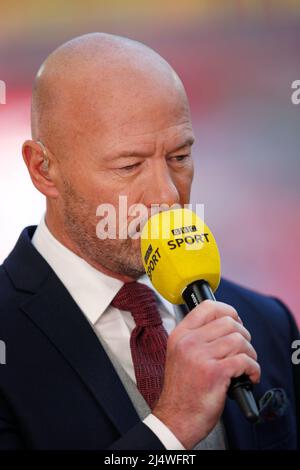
[31,33,189,158]
[25,33,194,280]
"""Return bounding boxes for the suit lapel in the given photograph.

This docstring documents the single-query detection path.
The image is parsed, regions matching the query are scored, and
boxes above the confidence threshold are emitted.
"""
[4,227,141,436]
[222,398,257,449]
[215,282,257,449]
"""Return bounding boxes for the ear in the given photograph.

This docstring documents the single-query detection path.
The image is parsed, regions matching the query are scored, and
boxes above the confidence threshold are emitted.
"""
[22,140,59,198]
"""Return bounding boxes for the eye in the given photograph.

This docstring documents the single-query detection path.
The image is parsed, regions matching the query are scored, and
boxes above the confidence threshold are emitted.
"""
[120,162,141,172]
[168,155,190,163]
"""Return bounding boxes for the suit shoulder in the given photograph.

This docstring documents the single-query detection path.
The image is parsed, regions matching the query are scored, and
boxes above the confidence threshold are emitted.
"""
[218,277,279,304]
[217,277,297,337]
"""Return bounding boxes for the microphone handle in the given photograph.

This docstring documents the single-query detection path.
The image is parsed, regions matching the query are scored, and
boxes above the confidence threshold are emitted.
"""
[182,280,259,423]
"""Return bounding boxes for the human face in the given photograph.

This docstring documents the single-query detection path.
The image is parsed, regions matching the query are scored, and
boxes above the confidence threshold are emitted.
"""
[55,83,195,279]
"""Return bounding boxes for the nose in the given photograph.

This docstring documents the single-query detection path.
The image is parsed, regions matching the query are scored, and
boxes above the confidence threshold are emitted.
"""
[143,161,180,208]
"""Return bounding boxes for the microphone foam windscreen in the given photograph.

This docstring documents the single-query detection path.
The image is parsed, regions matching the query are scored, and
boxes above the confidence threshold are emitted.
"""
[140,208,221,304]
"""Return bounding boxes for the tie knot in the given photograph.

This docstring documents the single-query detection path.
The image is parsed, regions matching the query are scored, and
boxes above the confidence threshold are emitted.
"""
[111,282,162,327]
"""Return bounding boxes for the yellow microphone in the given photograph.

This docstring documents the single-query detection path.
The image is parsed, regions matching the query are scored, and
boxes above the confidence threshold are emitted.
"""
[141,207,259,422]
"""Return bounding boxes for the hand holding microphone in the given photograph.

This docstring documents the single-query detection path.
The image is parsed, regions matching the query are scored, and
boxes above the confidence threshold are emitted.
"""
[140,208,260,449]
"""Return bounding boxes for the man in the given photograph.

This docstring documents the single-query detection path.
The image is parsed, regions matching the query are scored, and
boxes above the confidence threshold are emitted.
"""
[0,33,299,450]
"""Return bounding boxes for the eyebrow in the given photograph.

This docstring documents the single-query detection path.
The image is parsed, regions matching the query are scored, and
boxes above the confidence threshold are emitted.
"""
[110,148,155,159]
[109,137,195,160]
[169,137,195,153]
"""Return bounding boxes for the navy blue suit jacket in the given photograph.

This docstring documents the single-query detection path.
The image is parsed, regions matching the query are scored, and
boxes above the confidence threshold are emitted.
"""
[0,227,299,450]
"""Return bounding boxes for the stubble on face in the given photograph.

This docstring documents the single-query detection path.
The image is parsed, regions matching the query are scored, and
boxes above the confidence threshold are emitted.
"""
[61,176,146,279]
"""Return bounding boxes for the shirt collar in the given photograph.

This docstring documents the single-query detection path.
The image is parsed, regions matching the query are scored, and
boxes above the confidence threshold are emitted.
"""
[31,216,177,325]
[32,216,124,325]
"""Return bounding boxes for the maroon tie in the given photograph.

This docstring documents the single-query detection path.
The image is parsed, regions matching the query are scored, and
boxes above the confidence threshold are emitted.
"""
[111,282,168,410]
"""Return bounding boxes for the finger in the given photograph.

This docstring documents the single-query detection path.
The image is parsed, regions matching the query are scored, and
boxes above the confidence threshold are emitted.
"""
[179,300,242,331]
[198,316,251,343]
[207,332,257,361]
[221,353,261,384]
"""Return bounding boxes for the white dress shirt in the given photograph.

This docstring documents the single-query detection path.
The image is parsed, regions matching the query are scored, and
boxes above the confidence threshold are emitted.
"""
[31,217,185,450]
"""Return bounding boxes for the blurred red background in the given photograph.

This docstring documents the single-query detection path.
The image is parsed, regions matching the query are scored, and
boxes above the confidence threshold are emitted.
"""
[0,0,299,323]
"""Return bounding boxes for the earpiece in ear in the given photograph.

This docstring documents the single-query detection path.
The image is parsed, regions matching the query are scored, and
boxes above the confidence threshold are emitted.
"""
[41,159,49,172]
[36,140,49,172]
